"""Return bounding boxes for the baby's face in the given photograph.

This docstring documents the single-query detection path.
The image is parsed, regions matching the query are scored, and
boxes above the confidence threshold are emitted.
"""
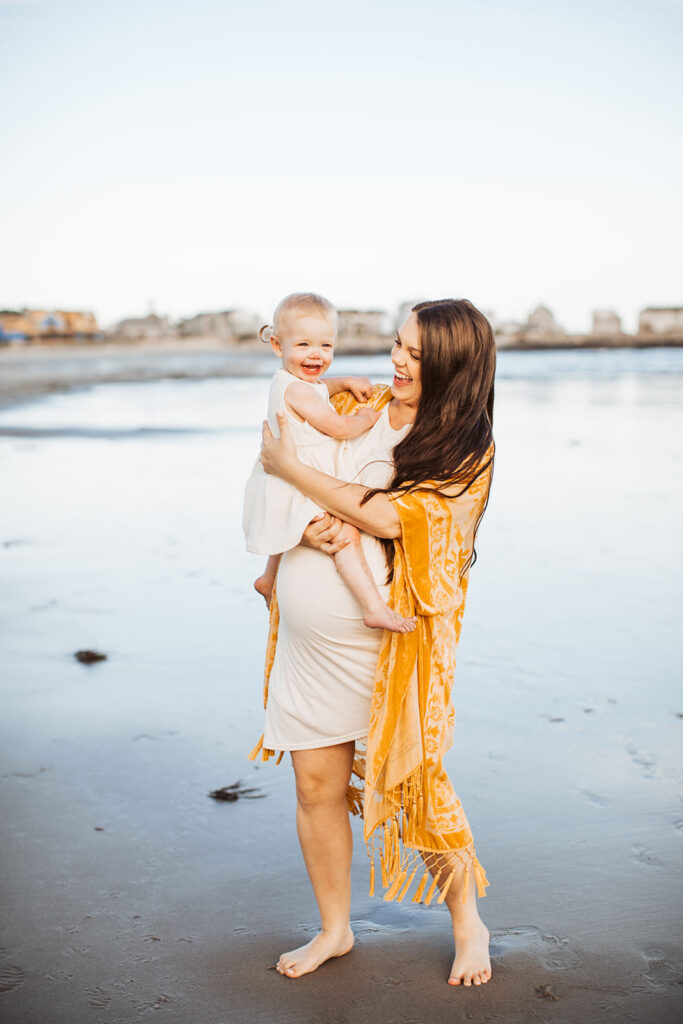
[273,312,336,382]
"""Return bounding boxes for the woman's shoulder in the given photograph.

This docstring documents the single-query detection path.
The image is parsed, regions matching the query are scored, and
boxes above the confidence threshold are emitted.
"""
[394,444,494,504]
[438,444,495,498]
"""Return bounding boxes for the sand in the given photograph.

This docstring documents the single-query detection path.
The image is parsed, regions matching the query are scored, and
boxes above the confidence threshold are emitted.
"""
[0,350,682,1023]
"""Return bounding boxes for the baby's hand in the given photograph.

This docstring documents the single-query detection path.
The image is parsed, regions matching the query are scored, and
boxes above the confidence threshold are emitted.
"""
[346,376,374,402]
[354,407,381,429]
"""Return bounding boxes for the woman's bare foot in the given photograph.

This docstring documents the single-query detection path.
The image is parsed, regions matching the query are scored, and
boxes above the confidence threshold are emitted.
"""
[363,604,417,634]
[276,927,354,979]
[253,575,273,608]
[448,918,491,987]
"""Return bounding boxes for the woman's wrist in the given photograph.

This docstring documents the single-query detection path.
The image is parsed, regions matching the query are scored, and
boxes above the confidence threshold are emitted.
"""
[280,451,304,484]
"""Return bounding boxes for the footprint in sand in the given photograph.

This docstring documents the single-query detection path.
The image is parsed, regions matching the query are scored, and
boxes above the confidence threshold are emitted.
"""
[87,986,111,1008]
[642,946,683,989]
[578,789,609,807]
[490,926,581,972]
[633,845,664,869]
[625,742,659,779]
[0,964,25,993]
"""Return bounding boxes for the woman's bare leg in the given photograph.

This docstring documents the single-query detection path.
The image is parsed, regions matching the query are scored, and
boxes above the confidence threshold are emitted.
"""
[276,742,356,978]
[425,852,492,987]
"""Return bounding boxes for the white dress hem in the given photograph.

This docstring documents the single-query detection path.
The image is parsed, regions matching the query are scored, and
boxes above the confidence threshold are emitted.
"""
[262,729,369,752]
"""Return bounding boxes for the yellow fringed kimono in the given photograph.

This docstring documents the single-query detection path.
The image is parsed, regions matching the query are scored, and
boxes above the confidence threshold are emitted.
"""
[249,385,493,906]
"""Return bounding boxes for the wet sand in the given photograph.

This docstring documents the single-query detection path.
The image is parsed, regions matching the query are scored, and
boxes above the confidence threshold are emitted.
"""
[1,353,682,1022]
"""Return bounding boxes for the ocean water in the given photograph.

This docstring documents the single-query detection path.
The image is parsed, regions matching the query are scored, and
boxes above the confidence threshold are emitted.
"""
[0,348,681,894]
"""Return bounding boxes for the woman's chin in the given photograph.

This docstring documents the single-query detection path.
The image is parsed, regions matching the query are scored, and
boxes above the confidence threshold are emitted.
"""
[391,381,416,404]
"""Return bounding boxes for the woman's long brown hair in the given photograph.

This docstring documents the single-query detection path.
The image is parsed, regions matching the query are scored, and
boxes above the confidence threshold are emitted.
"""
[362,298,496,575]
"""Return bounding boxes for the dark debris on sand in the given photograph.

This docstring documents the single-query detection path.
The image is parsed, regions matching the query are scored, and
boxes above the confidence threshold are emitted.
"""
[535,984,560,1000]
[208,781,264,802]
[74,649,108,665]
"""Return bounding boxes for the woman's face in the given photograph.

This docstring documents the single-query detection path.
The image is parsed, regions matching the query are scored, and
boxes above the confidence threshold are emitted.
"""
[391,312,422,408]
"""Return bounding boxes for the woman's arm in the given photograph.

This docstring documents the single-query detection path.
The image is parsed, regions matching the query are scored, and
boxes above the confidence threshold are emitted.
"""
[261,414,401,539]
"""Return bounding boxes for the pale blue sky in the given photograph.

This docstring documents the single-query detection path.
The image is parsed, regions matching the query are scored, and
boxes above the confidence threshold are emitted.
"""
[1,0,681,330]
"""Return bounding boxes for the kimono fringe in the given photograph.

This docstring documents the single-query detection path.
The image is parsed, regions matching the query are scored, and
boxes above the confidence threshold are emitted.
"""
[247,735,283,765]
[365,766,490,906]
[246,741,490,906]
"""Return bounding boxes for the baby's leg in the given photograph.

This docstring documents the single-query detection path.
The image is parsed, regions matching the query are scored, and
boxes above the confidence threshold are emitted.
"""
[333,524,416,634]
[254,553,281,609]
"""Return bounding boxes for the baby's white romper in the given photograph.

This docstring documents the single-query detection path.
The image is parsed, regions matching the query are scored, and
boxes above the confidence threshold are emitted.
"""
[242,367,357,555]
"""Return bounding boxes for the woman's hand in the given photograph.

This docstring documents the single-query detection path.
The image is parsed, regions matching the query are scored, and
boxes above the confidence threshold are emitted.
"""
[260,412,298,478]
[301,513,349,554]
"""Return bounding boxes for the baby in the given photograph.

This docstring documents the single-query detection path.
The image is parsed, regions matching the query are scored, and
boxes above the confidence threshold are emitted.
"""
[243,292,416,634]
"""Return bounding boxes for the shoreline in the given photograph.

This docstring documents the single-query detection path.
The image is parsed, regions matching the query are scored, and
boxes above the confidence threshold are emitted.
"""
[1,336,682,412]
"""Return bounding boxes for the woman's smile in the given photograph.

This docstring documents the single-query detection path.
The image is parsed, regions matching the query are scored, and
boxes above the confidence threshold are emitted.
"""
[391,312,422,406]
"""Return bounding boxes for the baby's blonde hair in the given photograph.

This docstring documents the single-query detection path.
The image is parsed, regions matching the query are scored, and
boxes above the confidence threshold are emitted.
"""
[259,292,337,344]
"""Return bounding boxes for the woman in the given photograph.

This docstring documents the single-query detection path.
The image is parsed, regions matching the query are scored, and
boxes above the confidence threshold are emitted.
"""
[254,298,496,987]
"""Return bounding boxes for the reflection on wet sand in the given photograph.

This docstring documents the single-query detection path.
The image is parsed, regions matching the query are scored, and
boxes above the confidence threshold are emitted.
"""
[0,349,681,1022]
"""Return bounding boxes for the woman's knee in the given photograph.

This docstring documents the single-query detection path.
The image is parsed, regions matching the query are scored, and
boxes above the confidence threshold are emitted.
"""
[291,747,353,810]
[295,776,343,811]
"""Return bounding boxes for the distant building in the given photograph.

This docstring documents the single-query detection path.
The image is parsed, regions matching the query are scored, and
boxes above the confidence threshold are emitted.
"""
[337,310,391,346]
[110,314,175,340]
[494,320,525,345]
[638,307,683,335]
[592,309,623,336]
[524,304,565,337]
[395,300,426,328]
[0,309,99,343]
[0,311,32,343]
[178,309,260,342]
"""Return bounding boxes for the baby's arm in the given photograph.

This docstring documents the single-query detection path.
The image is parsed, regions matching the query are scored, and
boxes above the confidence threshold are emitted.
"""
[323,375,373,401]
[285,381,380,440]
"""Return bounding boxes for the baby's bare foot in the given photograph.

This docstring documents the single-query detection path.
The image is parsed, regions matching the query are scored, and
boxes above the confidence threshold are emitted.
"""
[449,919,491,987]
[364,604,417,634]
[253,575,273,608]
[276,928,354,979]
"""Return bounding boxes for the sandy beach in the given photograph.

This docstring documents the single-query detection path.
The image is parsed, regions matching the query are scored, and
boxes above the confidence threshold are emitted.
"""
[1,348,682,1023]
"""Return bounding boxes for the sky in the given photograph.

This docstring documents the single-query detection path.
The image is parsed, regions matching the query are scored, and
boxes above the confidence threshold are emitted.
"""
[1,0,682,332]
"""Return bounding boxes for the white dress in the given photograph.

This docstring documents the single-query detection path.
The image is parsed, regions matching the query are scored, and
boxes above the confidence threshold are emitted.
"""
[243,368,356,555]
[263,404,410,751]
